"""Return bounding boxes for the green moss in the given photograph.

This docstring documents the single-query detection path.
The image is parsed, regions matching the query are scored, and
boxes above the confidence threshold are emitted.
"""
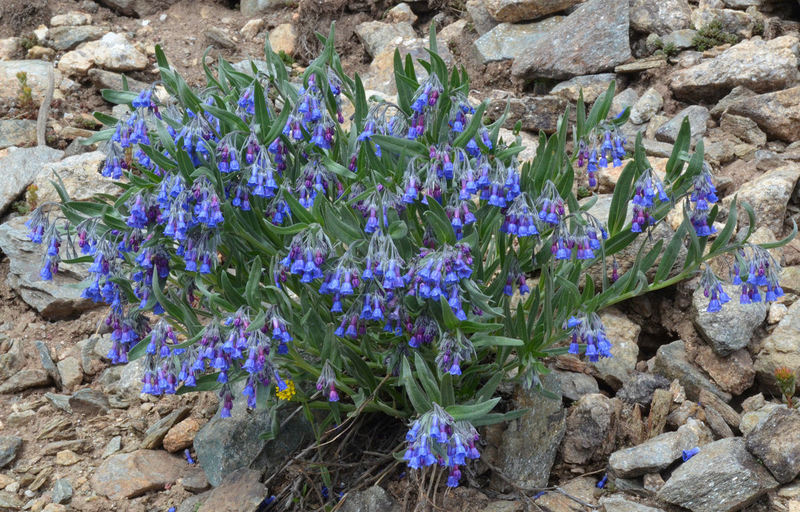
[692,20,740,51]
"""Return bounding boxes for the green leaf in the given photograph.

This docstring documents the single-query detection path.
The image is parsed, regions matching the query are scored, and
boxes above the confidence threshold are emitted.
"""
[471,334,523,348]
[470,409,528,427]
[654,221,687,283]
[371,134,428,158]
[446,397,500,421]
[100,89,138,105]
[126,334,151,361]
[414,352,442,404]
[245,256,262,308]
[401,356,432,414]
[389,220,408,240]
[608,160,635,235]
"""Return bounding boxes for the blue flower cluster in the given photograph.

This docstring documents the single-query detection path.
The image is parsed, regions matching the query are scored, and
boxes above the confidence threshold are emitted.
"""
[732,245,784,305]
[689,164,719,236]
[564,312,613,362]
[632,168,669,233]
[576,126,626,187]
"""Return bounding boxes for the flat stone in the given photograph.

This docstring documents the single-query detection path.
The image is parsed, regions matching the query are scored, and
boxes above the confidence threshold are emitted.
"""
[0,38,20,60]
[48,25,105,51]
[36,341,62,390]
[43,440,88,455]
[616,372,671,407]
[710,85,755,118]
[56,357,83,391]
[657,437,779,512]
[51,478,72,504]
[720,112,766,146]
[205,27,236,50]
[33,150,115,204]
[7,410,35,427]
[268,23,296,56]
[692,284,765,356]
[340,484,401,512]
[178,466,210,493]
[78,32,147,72]
[560,393,620,464]
[0,146,64,214]
[55,450,81,466]
[655,105,709,144]
[486,90,569,133]
[691,7,754,38]
[69,388,110,415]
[550,370,599,401]
[0,369,51,394]
[44,393,72,413]
[484,0,581,22]
[591,308,639,388]
[91,449,191,500]
[550,73,616,103]
[511,0,631,80]
[661,29,697,50]
[600,495,666,512]
[355,21,416,58]
[694,346,754,396]
[630,0,691,35]
[745,406,800,483]
[653,340,731,402]
[726,85,800,143]
[87,68,148,93]
[140,406,191,450]
[50,12,92,26]
[0,119,37,149]
[630,87,663,125]
[0,60,62,103]
[722,163,800,236]
[102,436,122,458]
[197,468,267,512]
[614,56,667,73]
[466,0,499,35]
[164,417,202,453]
[473,18,562,64]
[608,419,708,478]
[0,437,22,469]
[0,491,23,510]
[671,35,800,101]
[533,476,598,511]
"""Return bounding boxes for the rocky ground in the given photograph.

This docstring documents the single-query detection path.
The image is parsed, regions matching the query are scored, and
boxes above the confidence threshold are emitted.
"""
[1,0,800,511]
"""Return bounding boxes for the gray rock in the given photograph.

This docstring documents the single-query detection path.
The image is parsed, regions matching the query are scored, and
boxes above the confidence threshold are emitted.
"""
[0,146,64,214]
[240,0,288,17]
[91,449,191,500]
[661,29,697,50]
[0,436,22,469]
[591,309,640,388]
[102,436,122,458]
[0,119,37,149]
[691,7,754,38]
[0,216,96,319]
[356,21,416,58]
[755,301,800,391]
[473,18,562,64]
[36,341,62,389]
[629,87,663,125]
[48,25,105,51]
[616,373,671,407]
[466,0,499,35]
[76,32,147,72]
[719,113,766,146]
[670,35,800,102]
[608,419,708,478]
[340,485,401,512]
[191,469,266,512]
[0,369,51,393]
[642,139,675,158]
[194,388,312,487]
[69,388,111,415]
[600,495,666,512]
[484,0,582,22]
[494,374,565,490]
[692,284,766,356]
[140,406,191,450]
[51,12,92,26]
[205,27,237,50]
[99,355,145,400]
[550,73,616,103]
[722,163,800,236]
[0,337,26,381]
[550,370,599,401]
[0,491,23,510]
[45,393,72,413]
[52,478,73,504]
[179,467,210,493]
[87,68,149,93]
[33,150,114,204]
[7,409,35,427]
[96,0,180,16]
[485,90,569,133]
[177,493,207,512]
[744,407,800,483]
[710,85,755,118]
[726,85,800,143]
[739,403,783,436]
[0,60,62,103]
[657,437,778,512]
[630,0,691,35]
[511,0,631,80]
[655,105,709,144]
[653,340,731,402]
[57,356,83,390]
[561,393,620,464]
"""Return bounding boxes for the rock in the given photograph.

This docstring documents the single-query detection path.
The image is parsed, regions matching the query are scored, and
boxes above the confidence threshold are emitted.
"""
[740,403,783,436]
[57,47,95,75]
[486,91,569,133]
[55,450,81,466]
[240,0,287,17]
[87,68,148,92]
[614,56,667,74]
[550,73,615,103]
[494,374,565,490]
[629,87,663,125]
[608,419,709,478]
[362,37,454,94]
[51,478,72,504]
[56,357,82,391]
[705,139,736,166]
[0,337,26,382]
[0,61,62,103]
[511,0,631,80]
[720,113,766,146]
[466,0,499,35]
[561,393,620,464]
[386,3,417,24]
[0,216,95,319]
[726,86,800,143]
[240,19,265,40]
[69,388,110,415]
[356,21,416,58]
[0,491,23,510]
[164,417,202,453]
[600,495,666,512]
[50,12,92,26]
[692,284,765,356]
[671,36,800,101]
[91,449,191,500]
[703,403,735,438]
[43,440,88,455]
[81,32,147,72]
[0,146,63,215]
[616,373,671,407]
[0,38,20,60]
[473,18,562,64]
[722,163,800,236]
[484,0,581,22]
[45,393,72,413]
[179,466,210,493]
[661,29,697,50]
[194,390,312,486]
[102,436,122,458]
[694,346,754,396]
[35,341,62,389]
[0,369,51,393]
[7,410,35,427]
[497,128,540,162]
[745,406,800,483]
[611,88,640,116]
[268,23,297,56]
[140,406,191,450]
[741,393,766,413]
[550,370,599,401]
[691,7,754,38]
[657,437,778,512]
[630,0,691,35]
[177,494,207,512]
[710,85,755,118]
[653,340,731,402]
[48,26,106,51]
[195,468,267,512]
[0,119,37,149]
[591,308,640,388]
[99,355,145,400]
[340,485,401,512]
[95,0,180,16]
[28,45,56,60]
[205,27,237,50]
[0,437,22,469]
[439,20,469,48]
[655,105,710,144]
[768,303,788,324]
[33,151,115,204]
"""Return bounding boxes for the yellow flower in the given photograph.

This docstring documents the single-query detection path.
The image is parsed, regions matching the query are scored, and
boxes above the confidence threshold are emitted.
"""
[276,379,296,401]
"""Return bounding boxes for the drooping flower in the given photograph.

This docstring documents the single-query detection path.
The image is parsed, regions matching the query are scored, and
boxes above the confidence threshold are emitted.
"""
[564,312,613,362]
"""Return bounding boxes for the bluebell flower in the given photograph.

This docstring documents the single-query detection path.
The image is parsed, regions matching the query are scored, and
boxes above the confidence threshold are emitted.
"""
[563,312,613,362]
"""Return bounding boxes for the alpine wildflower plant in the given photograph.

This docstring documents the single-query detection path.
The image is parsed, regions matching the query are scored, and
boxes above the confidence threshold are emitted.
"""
[26,25,794,489]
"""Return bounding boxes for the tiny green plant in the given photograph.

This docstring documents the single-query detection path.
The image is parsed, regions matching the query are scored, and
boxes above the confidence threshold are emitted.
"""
[12,184,39,215]
[775,366,796,408]
[16,71,35,114]
[26,25,792,490]
[692,20,741,51]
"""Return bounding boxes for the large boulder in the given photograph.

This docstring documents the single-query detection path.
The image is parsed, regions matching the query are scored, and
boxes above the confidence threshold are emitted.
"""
[670,36,800,101]
[745,407,800,484]
[755,301,800,391]
[33,151,116,204]
[0,146,64,214]
[91,450,191,500]
[355,21,416,59]
[725,85,800,143]
[0,60,62,103]
[721,163,800,236]
[473,18,562,64]
[630,0,692,35]
[692,284,766,356]
[511,0,631,80]
[653,340,731,402]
